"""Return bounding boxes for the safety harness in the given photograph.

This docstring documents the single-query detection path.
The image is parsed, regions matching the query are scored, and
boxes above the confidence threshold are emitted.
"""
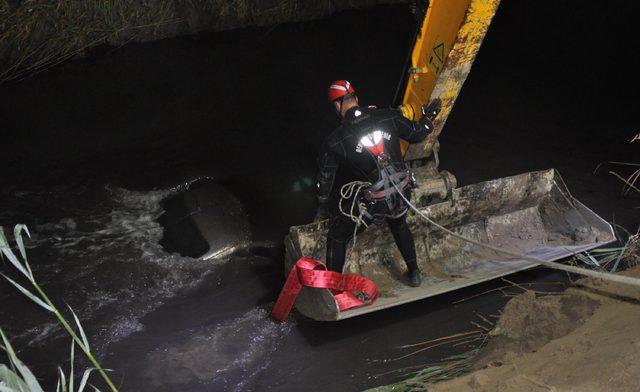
[338,153,414,246]
[361,155,412,222]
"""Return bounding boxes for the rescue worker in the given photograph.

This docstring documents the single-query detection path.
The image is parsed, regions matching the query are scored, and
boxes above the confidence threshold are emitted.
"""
[315,80,440,287]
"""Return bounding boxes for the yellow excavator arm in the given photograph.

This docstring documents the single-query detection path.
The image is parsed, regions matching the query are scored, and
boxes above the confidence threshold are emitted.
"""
[399,0,501,160]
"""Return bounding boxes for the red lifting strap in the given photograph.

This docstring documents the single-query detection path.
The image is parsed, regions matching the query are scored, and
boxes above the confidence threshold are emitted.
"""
[271,257,380,322]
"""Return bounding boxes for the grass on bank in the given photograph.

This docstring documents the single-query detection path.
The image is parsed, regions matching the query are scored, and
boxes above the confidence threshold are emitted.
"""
[0,224,117,391]
[576,133,640,272]
[365,339,488,392]
[0,0,182,83]
[0,0,391,83]
[573,228,639,272]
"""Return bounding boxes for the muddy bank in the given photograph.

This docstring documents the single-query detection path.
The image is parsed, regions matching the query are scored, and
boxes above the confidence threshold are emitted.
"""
[421,263,640,391]
[0,0,405,82]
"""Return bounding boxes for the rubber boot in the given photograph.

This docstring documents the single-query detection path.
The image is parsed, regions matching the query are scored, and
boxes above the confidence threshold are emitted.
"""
[408,268,422,287]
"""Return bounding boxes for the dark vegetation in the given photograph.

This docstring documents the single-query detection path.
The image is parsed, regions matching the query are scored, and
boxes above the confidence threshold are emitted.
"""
[0,0,404,82]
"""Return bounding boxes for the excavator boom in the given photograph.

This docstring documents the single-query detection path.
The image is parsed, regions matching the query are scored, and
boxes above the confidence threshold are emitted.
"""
[399,0,501,160]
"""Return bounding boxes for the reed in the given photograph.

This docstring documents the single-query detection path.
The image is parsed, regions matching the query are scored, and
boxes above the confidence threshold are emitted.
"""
[1,328,101,392]
[572,232,639,273]
[578,135,640,271]
[366,346,486,392]
[0,0,402,83]
[0,224,116,391]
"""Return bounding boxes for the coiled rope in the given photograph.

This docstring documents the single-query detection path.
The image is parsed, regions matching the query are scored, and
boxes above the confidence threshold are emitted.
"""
[339,181,372,246]
[389,177,640,289]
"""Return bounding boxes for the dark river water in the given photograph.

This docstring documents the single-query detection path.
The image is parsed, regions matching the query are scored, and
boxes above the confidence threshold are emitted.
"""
[1,2,638,391]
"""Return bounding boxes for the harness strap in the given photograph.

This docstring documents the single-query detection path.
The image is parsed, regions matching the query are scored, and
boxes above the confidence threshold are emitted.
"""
[271,257,380,322]
[366,175,410,199]
[362,165,412,221]
[367,171,406,191]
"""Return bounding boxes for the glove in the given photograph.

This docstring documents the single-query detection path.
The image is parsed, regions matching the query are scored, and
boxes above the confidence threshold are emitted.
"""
[421,98,442,122]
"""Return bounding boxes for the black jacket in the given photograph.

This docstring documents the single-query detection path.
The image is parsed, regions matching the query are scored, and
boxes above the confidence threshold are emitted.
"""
[316,106,433,215]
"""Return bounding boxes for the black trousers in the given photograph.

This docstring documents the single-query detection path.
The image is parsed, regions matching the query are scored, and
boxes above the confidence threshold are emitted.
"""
[325,213,419,273]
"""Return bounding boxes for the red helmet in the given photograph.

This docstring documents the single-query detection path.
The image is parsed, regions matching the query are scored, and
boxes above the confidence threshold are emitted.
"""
[327,80,356,102]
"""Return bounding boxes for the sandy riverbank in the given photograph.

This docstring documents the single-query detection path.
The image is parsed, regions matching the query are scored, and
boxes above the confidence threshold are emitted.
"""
[429,260,640,391]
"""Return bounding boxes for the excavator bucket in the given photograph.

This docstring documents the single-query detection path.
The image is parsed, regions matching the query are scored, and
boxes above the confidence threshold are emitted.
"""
[284,169,615,321]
